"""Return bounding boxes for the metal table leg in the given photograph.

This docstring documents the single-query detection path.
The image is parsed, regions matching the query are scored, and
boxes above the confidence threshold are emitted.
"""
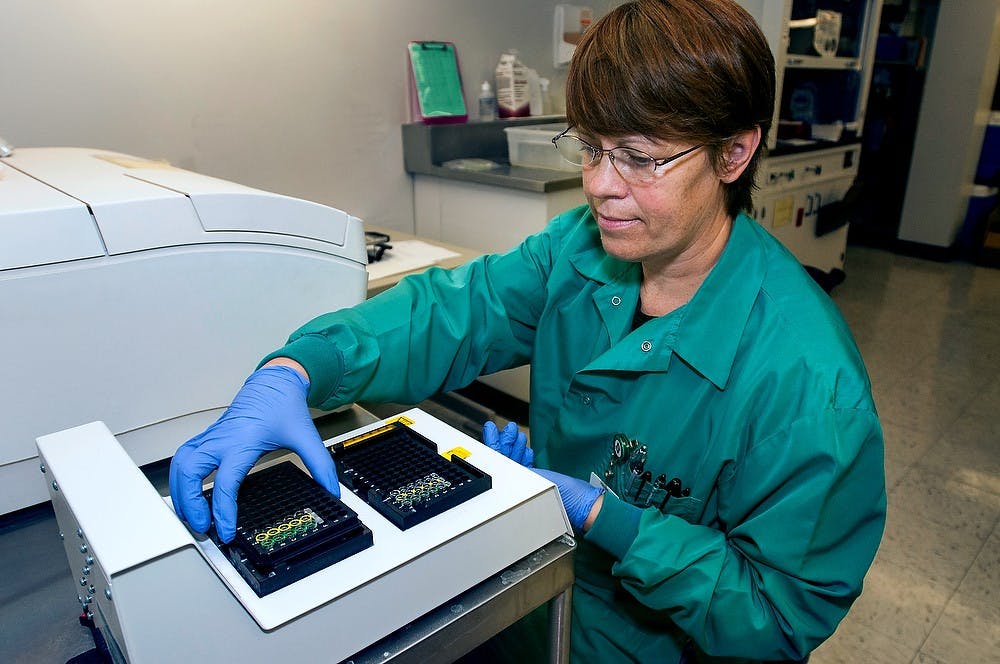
[548,584,573,664]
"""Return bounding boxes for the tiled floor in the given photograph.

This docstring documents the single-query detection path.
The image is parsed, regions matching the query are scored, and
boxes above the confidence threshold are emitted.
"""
[0,244,997,663]
[810,247,1000,664]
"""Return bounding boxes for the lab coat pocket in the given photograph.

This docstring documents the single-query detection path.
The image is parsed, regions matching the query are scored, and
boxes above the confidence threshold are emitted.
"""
[652,493,703,522]
[611,472,704,522]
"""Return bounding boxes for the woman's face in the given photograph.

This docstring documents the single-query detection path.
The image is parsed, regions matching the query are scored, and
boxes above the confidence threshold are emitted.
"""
[581,133,733,270]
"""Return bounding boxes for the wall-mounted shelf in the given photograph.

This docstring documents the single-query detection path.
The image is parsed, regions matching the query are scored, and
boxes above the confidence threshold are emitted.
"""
[785,55,862,70]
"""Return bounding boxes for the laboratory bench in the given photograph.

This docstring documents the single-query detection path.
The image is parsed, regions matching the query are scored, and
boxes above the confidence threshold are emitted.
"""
[364,224,481,297]
[0,243,560,664]
[7,404,574,664]
[181,406,577,664]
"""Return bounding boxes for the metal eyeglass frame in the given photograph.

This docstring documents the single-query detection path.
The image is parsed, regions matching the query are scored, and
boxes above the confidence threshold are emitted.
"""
[551,126,702,181]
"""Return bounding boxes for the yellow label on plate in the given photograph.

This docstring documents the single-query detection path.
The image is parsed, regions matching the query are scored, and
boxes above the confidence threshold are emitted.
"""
[341,415,415,448]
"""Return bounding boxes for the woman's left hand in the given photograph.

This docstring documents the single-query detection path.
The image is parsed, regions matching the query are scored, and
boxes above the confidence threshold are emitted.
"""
[482,420,603,531]
[482,420,534,466]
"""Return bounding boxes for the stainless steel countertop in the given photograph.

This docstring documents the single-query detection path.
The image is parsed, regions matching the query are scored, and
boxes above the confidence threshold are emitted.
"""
[402,119,582,193]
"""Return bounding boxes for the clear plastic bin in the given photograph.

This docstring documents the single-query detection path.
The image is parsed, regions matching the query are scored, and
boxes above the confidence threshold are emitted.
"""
[504,123,579,171]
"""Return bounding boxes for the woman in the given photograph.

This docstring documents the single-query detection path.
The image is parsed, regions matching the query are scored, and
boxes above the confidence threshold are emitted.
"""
[171,1,886,661]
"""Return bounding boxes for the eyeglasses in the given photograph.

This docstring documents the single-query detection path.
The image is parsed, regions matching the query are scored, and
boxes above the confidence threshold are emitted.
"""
[551,127,702,183]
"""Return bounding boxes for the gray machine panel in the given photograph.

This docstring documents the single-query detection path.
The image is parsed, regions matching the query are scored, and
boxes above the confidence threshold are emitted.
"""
[0,147,368,514]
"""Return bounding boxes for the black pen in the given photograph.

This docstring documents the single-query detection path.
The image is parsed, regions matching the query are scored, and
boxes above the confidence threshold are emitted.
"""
[658,478,682,510]
[634,470,652,500]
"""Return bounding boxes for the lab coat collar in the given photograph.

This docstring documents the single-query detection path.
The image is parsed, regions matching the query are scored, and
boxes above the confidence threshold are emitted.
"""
[673,214,766,390]
[568,213,765,390]
[569,241,640,343]
[567,227,632,286]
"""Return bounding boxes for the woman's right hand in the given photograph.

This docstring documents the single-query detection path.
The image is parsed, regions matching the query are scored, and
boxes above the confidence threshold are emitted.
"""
[169,364,339,543]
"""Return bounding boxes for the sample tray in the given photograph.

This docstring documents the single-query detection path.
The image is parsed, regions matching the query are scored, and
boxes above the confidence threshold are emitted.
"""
[205,461,373,597]
[330,420,492,530]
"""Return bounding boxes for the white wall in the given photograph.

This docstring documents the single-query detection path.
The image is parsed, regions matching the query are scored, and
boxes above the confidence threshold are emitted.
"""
[1,1,618,233]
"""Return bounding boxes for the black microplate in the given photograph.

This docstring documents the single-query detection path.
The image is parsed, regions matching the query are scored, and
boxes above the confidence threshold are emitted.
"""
[204,461,373,597]
[331,422,492,530]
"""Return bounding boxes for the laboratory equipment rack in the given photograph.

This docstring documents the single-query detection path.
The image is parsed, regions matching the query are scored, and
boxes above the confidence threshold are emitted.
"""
[205,461,373,597]
[330,419,492,530]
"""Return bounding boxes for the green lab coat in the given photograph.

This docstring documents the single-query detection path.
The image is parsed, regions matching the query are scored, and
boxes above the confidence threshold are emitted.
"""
[265,206,886,663]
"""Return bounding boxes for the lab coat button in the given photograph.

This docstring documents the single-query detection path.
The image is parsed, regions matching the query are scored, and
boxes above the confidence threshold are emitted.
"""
[581,394,592,405]
[641,340,653,352]
[611,295,622,306]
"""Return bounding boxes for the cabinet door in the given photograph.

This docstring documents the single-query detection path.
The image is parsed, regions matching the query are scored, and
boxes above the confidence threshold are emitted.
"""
[753,180,852,273]
[414,175,585,254]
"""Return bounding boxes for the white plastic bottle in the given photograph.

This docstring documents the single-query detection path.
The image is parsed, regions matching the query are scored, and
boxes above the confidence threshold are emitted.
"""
[478,80,497,121]
[539,78,552,116]
[495,50,531,118]
[527,68,543,116]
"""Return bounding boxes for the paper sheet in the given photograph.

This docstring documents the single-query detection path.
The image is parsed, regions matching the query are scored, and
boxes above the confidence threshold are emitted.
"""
[366,239,462,281]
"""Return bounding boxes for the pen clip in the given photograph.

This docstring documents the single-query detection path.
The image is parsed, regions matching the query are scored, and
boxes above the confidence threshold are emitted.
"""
[657,477,684,511]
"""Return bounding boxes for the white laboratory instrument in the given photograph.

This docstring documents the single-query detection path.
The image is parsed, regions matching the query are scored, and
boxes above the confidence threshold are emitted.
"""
[0,147,368,515]
[750,143,862,279]
[36,408,572,663]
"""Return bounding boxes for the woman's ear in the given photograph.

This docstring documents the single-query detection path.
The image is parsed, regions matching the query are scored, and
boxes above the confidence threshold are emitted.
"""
[720,125,762,183]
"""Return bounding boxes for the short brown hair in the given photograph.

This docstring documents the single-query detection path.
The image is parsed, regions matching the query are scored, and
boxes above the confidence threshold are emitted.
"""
[566,0,775,216]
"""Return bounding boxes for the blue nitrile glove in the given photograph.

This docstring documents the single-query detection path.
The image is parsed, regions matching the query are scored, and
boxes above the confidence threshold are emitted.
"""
[482,421,602,531]
[482,420,534,467]
[169,365,339,543]
[534,468,604,532]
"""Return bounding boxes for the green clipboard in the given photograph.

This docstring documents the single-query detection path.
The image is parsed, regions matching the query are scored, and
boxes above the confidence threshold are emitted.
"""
[407,41,468,124]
